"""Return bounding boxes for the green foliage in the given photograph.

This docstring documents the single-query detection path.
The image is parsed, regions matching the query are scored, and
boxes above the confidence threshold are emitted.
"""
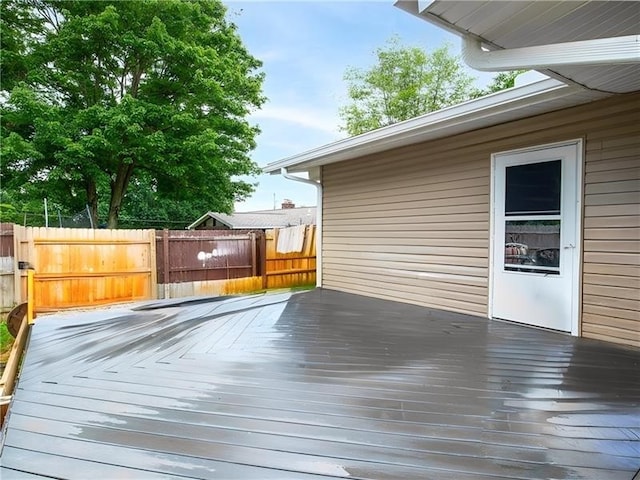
[340,38,476,136]
[0,182,82,227]
[340,38,528,136]
[1,0,264,228]
[0,203,21,224]
[0,321,13,353]
[0,0,43,92]
[116,173,221,229]
[472,70,527,98]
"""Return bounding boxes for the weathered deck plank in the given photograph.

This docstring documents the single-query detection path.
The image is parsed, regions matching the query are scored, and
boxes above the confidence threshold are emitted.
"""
[1,289,639,479]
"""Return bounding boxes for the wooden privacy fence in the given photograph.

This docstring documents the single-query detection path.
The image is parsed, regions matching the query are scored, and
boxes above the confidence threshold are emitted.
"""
[155,229,264,299]
[156,226,316,297]
[14,226,156,311]
[5,224,316,311]
[265,226,316,289]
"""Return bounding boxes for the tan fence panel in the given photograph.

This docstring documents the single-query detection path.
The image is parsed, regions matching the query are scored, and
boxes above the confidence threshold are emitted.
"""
[14,226,156,311]
[265,226,316,289]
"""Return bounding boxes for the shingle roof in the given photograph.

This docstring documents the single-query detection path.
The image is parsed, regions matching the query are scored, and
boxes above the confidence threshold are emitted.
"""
[188,207,316,230]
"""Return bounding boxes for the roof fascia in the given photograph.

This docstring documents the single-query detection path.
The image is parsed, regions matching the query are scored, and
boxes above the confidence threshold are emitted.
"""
[186,212,214,230]
[209,213,234,229]
[187,212,234,230]
[264,78,576,174]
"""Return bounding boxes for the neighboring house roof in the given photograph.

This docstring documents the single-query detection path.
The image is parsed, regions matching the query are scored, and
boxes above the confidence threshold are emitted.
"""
[264,1,637,175]
[187,207,316,230]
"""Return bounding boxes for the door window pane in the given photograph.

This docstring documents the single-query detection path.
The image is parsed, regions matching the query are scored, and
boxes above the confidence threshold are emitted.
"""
[505,160,561,216]
[504,220,560,274]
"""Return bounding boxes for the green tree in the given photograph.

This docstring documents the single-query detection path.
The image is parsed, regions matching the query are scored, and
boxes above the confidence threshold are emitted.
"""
[0,203,21,224]
[1,0,264,228]
[116,173,220,229]
[472,70,527,98]
[340,38,476,136]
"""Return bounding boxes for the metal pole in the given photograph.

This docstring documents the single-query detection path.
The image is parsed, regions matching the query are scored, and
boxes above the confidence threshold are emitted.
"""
[86,205,94,229]
[43,198,48,227]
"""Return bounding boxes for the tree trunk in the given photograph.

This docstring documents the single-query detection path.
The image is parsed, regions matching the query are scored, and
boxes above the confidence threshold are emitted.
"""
[85,178,98,227]
[107,161,135,229]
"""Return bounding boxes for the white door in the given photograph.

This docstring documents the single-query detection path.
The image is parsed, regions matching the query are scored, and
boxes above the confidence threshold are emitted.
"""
[491,142,581,333]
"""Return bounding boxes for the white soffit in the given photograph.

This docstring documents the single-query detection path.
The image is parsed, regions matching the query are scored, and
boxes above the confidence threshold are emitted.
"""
[397,1,640,93]
[264,79,607,174]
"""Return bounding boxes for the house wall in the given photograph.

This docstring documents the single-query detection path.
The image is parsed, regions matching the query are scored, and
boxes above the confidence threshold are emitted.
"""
[194,217,231,230]
[322,92,639,346]
[582,121,639,347]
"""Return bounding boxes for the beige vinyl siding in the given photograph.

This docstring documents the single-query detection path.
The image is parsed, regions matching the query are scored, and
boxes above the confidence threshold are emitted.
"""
[323,147,490,316]
[582,126,640,347]
[322,92,639,345]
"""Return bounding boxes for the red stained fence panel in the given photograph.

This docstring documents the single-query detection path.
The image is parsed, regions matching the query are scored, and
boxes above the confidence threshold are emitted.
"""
[156,230,264,284]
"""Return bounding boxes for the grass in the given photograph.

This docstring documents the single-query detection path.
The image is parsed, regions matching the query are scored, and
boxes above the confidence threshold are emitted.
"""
[0,319,13,365]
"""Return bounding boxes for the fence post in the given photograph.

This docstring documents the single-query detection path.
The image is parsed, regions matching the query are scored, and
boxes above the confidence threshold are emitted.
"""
[250,233,257,277]
[149,229,158,300]
[162,229,170,299]
[13,225,23,305]
[260,232,267,289]
[27,269,35,324]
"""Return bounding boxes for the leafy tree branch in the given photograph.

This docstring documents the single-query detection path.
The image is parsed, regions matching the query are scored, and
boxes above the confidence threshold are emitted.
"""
[1,0,265,228]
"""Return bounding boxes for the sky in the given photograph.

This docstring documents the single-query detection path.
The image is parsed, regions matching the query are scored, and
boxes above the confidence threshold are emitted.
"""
[224,1,496,212]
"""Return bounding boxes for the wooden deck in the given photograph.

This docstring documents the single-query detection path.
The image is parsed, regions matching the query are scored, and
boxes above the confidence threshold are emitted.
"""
[1,289,639,479]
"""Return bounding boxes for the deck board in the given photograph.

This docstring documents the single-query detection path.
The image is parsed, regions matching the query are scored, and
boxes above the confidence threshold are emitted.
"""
[1,289,639,479]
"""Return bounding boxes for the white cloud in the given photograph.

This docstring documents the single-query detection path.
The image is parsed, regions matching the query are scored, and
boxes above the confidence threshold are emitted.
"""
[251,105,342,136]
[252,49,286,63]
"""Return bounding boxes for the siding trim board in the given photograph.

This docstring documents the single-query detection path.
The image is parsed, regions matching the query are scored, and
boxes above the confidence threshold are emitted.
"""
[321,93,639,348]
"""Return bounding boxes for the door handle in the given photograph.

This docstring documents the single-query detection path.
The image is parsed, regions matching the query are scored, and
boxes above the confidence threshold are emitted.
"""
[563,244,575,249]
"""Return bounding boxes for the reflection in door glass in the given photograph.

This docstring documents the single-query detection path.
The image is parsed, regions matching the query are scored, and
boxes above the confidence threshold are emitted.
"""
[504,220,560,274]
[505,160,561,215]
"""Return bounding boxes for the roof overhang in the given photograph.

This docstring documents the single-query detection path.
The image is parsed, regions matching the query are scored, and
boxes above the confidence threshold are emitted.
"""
[263,78,607,174]
[396,0,640,94]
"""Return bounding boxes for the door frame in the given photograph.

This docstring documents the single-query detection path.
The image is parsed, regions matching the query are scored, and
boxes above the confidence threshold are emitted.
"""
[488,139,584,336]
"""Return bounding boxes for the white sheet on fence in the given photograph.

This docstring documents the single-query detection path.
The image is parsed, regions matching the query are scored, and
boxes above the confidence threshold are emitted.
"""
[276,225,306,254]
